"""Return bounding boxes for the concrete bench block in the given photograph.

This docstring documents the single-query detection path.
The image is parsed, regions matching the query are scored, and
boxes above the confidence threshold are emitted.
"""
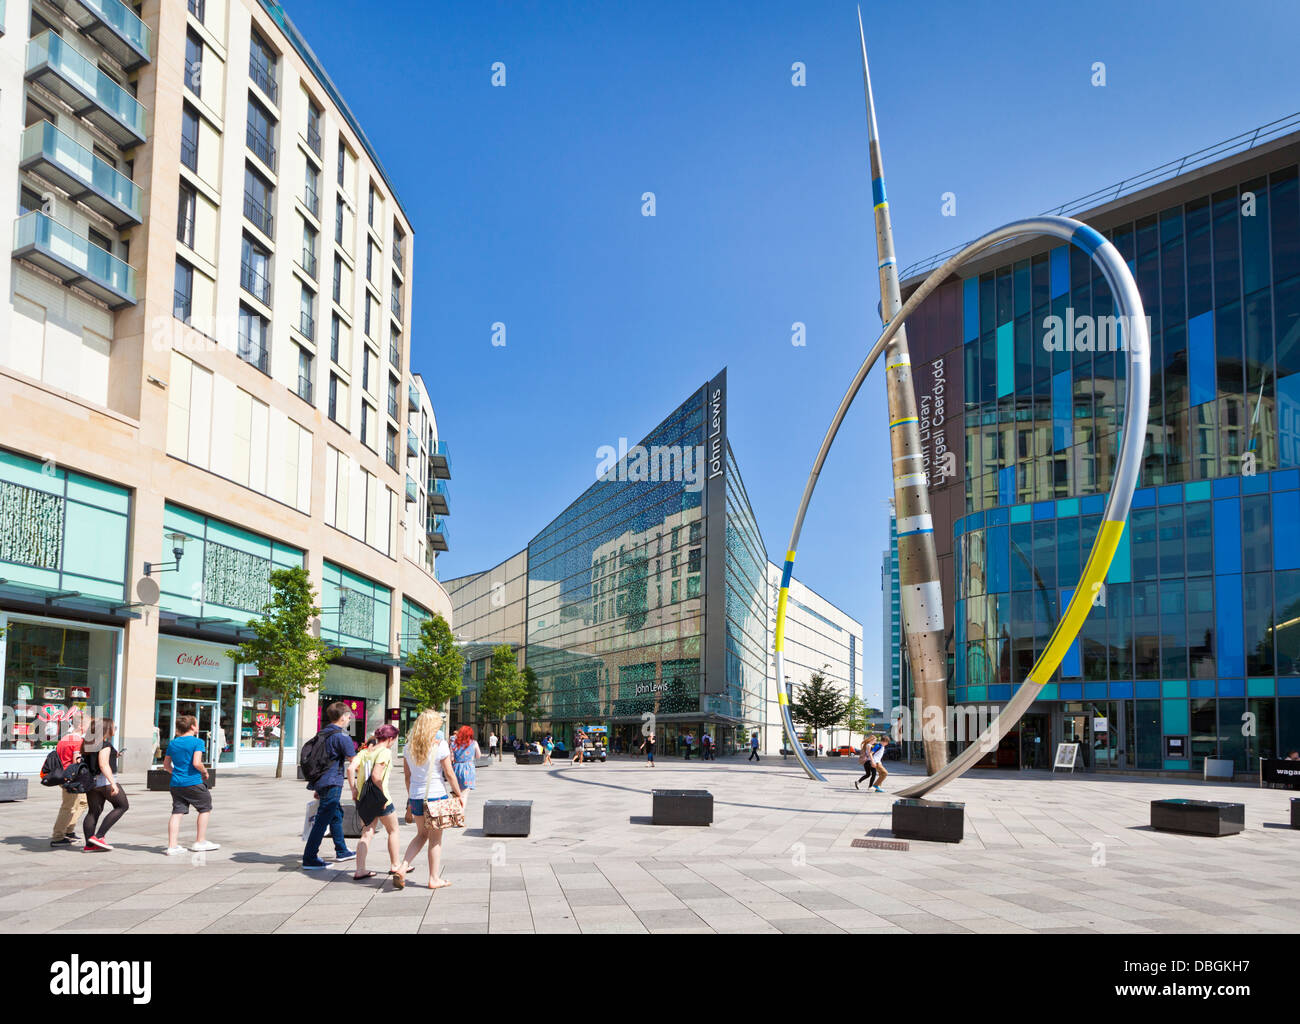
[474,755,493,769]
[305,798,363,838]
[652,789,713,826]
[1150,798,1244,836]
[891,798,964,843]
[483,799,532,836]
[0,777,29,802]
[514,752,545,765]
[1292,799,1299,830]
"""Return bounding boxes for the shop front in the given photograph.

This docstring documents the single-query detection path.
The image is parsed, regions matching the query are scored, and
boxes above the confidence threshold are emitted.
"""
[1,612,123,771]
[153,636,298,767]
[319,663,389,749]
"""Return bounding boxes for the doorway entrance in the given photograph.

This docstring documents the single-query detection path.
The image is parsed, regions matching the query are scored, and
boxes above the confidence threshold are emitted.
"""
[1019,713,1050,769]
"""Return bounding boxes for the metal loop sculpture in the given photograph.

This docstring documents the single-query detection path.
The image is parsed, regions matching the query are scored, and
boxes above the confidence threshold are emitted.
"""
[773,215,1151,796]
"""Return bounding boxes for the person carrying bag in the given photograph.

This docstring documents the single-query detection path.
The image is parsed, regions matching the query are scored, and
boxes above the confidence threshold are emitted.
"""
[394,709,466,890]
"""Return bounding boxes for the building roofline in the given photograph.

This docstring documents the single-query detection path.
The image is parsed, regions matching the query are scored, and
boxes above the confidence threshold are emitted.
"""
[899,114,1300,288]
[765,559,864,632]
[257,0,411,226]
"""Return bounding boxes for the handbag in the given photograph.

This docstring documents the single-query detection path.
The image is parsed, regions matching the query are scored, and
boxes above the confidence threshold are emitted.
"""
[355,753,389,824]
[423,750,466,829]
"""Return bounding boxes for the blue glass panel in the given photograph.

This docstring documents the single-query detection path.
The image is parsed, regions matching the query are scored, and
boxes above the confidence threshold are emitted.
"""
[1190,680,1215,698]
[1132,488,1156,508]
[997,466,1015,507]
[1108,520,1131,584]
[1158,484,1182,504]
[1110,682,1134,698]
[969,511,985,530]
[988,504,1009,525]
[1033,501,1055,521]
[1213,477,1240,497]
[1185,481,1212,502]
[1050,246,1069,298]
[1281,376,1300,471]
[1081,494,1105,515]
[1084,683,1108,699]
[1216,574,1244,676]
[1274,491,1300,570]
[1059,683,1083,699]
[1056,498,1079,518]
[988,684,1011,701]
[996,321,1014,397]
[987,525,1009,593]
[1010,504,1031,523]
[1162,699,1190,734]
[1279,679,1300,697]
[1136,680,1161,699]
[1187,310,1216,406]
[1213,498,1241,574]
[1218,679,1245,697]
[1242,473,1269,495]
[1276,469,1300,490]
[1052,370,1071,451]
[963,277,979,343]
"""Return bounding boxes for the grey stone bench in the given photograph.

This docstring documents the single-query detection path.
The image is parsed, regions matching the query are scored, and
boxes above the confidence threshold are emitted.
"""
[1150,798,1244,836]
[652,789,712,826]
[0,775,29,802]
[891,798,964,843]
[474,755,493,769]
[514,752,545,765]
[483,799,532,836]
[1292,799,1299,830]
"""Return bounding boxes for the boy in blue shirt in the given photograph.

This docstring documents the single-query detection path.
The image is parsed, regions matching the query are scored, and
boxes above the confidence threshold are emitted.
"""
[164,714,218,855]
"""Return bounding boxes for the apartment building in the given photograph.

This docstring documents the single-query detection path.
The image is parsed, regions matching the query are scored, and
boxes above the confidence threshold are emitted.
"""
[0,0,453,770]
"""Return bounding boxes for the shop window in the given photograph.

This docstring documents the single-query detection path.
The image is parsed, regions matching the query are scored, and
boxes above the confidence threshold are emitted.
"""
[241,678,296,749]
[2,620,118,751]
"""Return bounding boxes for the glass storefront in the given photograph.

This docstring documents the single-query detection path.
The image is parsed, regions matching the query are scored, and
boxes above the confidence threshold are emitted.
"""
[1,615,120,754]
[319,663,389,747]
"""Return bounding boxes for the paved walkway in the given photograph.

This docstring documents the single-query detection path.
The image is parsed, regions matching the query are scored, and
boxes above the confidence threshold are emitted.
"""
[1,754,1296,933]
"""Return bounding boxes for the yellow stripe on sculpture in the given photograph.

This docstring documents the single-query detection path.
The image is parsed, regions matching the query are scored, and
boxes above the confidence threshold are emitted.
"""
[774,587,789,652]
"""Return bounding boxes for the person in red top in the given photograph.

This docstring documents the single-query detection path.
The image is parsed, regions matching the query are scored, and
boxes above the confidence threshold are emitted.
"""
[50,712,87,846]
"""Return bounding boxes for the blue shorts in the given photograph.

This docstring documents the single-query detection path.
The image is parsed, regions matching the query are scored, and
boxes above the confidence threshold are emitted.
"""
[407,796,447,816]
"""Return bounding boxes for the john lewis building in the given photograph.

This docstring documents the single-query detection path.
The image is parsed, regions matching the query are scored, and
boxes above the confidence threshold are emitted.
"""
[0,0,452,770]
[891,116,1300,774]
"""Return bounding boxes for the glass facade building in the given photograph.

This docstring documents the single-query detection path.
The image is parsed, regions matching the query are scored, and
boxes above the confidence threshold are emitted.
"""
[896,131,1300,775]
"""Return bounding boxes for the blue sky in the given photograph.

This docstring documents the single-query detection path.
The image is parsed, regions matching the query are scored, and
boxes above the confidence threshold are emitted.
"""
[287,0,1299,709]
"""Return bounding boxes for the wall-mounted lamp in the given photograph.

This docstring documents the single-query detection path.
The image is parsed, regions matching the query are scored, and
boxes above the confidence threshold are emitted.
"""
[144,532,188,576]
[323,585,352,617]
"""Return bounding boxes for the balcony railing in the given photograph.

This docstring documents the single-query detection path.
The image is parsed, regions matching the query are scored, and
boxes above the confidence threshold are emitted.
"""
[25,32,147,147]
[427,477,450,515]
[63,0,152,69]
[297,375,313,404]
[303,183,319,219]
[390,293,403,321]
[181,133,197,171]
[237,339,268,374]
[239,260,271,304]
[427,515,449,552]
[246,125,277,170]
[407,381,419,411]
[405,476,419,503]
[306,122,322,158]
[13,211,136,308]
[406,427,419,456]
[300,248,318,279]
[298,309,315,341]
[174,289,191,324]
[392,239,404,273]
[387,395,399,420]
[20,121,142,227]
[389,341,401,369]
[249,58,277,103]
[243,191,274,236]
[385,443,397,470]
[429,438,451,479]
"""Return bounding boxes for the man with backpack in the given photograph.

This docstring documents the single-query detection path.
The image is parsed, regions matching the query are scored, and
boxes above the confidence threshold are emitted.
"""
[45,712,86,846]
[301,702,358,870]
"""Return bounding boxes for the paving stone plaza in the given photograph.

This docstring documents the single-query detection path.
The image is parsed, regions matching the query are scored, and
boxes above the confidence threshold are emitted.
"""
[1,755,1296,934]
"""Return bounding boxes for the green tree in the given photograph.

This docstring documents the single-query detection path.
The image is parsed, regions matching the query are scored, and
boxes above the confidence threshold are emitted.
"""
[403,613,463,713]
[478,644,525,758]
[228,566,338,779]
[521,665,545,732]
[844,694,869,740]
[792,666,849,757]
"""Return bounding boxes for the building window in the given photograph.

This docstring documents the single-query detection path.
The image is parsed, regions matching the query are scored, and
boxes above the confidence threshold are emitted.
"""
[238,305,269,373]
[299,284,316,341]
[174,260,193,323]
[177,182,196,247]
[334,197,344,244]
[328,373,340,422]
[387,375,399,420]
[337,139,346,187]
[187,0,205,22]
[364,294,372,338]
[184,30,203,96]
[240,234,271,305]
[392,227,405,272]
[297,347,314,404]
[301,222,318,279]
[304,162,319,217]
[389,330,401,369]
[247,96,277,170]
[366,238,374,282]
[361,403,372,449]
[181,105,199,171]
[306,101,322,157]
[362,346,372,395]
[333,254,343,304]
[367,182,375,226]
[243,165,274,236]
[386,427,398,470]
[249,30,278,103]
[330,314,342,364]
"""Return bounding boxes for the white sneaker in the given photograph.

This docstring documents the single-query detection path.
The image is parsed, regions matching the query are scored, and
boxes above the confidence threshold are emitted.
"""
[164,846,186,856]
[190,840,220,852]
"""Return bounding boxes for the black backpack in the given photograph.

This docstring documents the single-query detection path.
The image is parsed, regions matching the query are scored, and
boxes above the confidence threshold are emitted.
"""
[39,748,64,787]
[299,730,337,785]
[61,761,93,794]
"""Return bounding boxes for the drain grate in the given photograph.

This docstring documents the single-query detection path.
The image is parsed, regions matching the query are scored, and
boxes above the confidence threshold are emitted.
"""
[851,838,909,851]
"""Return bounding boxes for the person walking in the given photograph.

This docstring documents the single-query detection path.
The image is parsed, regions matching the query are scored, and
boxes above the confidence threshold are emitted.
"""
[747,731,760,762]
[869,735,889,792]
[488,730,498,760]
[542,733,555,766]
[572,728,585,765]
[163,714,218,854]
[49,712,86,847]
[451,725,480,812]
[682,730,694,760]
[701,731,713,761]
[396,709,466,890]
[640,730,656,766]
[302,702,357,870]
[855,734,877,791]
[81,716,128,852]
[350,724,400,883]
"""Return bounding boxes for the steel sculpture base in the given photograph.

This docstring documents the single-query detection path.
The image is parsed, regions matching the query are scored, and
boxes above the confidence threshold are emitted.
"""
[1150,799,1244,837]
[652,789,714,826]
[891,798,964,843]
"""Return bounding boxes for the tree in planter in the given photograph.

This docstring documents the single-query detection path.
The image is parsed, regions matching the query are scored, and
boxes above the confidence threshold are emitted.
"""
[228,566,338,779]
[478,644,525,759]
[404,614,464,717]
[792,666,848,758]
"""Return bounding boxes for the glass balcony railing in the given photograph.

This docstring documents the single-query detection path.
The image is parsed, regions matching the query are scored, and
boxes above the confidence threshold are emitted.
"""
[389,340,401,369]
[26,32,146,146]
[300,248,318,279]
[406,427,419,456]
[405,475,418,503]
[387,395,399,420]
[13,211,136,307]
[20,121,142,226]
[297,375,313,404]
[427,477,450,514]
[429,438,451,479]
[391,293,403,321]
[72,0,152,68]
[304,183,319,218]
[407,381,419,411]
[427,516,449,551]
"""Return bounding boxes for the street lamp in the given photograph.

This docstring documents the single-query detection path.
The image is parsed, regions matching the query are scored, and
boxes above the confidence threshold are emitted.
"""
[144,532,188,576]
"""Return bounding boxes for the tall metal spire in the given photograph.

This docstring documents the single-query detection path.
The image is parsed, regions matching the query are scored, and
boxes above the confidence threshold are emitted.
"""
[857,8,950,773]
